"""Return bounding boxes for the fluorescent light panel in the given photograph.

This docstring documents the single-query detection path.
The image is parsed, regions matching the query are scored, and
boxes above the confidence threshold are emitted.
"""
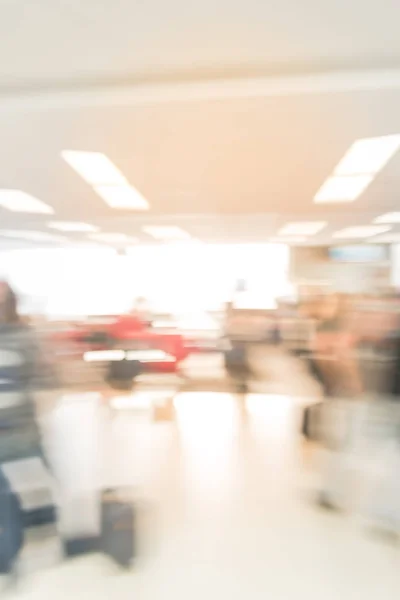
[62,150,149,210]
[0,190,53,214]
[94,185,149,210]
[278,221,326,236]
[314,134,400,204]
[143,226,190,240]
[373,212,400,224]
[333,225,391,239]
[334,135,400,176]
[314,175,373,203]
[61,151,127,186]
[48,221,99,232]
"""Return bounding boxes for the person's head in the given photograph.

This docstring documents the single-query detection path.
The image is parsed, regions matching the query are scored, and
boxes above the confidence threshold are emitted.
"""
[0,281,19,324]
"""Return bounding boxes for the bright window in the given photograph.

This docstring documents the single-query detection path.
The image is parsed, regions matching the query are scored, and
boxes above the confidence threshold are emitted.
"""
[0,243,290,317]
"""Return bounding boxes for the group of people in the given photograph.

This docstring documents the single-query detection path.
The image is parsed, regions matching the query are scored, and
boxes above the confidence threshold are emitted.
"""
[299,291,400,400]
[296,291,400,523]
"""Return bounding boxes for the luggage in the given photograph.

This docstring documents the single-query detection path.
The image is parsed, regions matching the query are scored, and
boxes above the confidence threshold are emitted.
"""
[0,469,24,575]
[101,490,135,568]
[64,489,135,569]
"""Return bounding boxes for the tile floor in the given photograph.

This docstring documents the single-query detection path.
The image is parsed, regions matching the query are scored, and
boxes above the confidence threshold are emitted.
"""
[3,352,400,599]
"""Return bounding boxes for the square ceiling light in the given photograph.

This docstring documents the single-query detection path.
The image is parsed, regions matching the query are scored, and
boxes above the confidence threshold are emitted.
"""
[332,225,391,239]
[0,190,53,214]
[278,221,326,236]
[94,185,149,210]
[314,134,400,203]
[48,221,99,232]
[61,151,127,186]
[373,212,400,224]
[334,135,400,176]
[62,150,149,210]
[0,230,66,242]
[143,226,190,240]
[314,175,373,203]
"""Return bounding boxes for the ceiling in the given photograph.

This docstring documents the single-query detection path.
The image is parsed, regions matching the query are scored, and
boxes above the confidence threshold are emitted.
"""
[1,0,400,248]
[1,0,400,87]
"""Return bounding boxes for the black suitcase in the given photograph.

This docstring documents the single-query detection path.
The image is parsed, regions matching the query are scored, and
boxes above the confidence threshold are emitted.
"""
[101,490,135,568]
[64,490,135,569]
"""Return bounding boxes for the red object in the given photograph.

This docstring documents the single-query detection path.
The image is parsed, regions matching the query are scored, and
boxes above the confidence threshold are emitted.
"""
[108,315,147,338]
[49,315,190,373]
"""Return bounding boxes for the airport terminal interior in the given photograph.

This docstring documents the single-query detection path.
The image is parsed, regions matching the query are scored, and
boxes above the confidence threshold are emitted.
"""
[2,1,400,598]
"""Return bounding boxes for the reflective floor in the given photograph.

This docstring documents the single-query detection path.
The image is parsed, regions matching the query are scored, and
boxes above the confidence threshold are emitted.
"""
[4,353,400,599]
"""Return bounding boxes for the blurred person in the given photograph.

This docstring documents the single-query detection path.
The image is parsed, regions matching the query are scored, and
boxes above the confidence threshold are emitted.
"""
[223,301,252,393]
[301,294,362,442]
[0,282,60,579]
[377,294,400,398]
[311,293,362,398]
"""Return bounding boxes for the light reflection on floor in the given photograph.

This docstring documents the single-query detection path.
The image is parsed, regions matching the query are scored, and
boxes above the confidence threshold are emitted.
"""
[5,386,400,599]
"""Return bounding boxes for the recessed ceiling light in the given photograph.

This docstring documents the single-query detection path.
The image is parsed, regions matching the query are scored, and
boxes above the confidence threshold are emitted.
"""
[88,232,137,244]
[370,233,400,243]
[314,135,400,204]
[94,185,149,210]
[334,135,400,176]
[332,225,391,239]
[0,230,66,242]
[373,212,400,224]
[61,151,127,186]
[48,221,99,233]
[278,222,326,236]
[143,226,190,240]
[62,150,149,211]
[0,190,53,214]
[314,175,373,203]
[269,236,307,244]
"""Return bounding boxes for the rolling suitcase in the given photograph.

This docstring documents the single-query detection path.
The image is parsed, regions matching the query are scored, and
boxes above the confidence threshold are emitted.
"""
[64,489,135,569]
[101,490,135,568]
